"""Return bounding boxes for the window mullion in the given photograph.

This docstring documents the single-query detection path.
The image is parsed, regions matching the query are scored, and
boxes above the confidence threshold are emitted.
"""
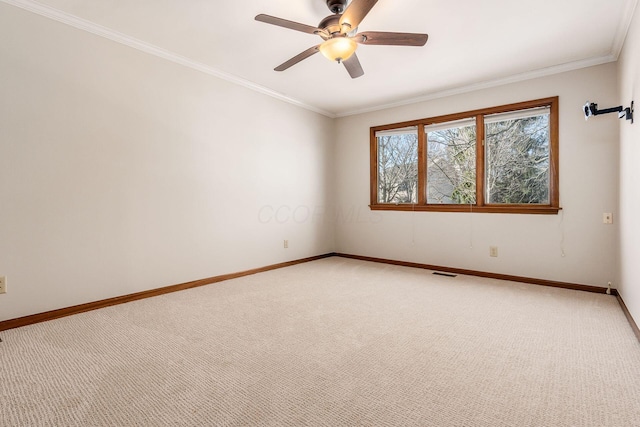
[418,124,426,205]
[369,127,378,205]
[476,114,485,207]
[550,100,559,207]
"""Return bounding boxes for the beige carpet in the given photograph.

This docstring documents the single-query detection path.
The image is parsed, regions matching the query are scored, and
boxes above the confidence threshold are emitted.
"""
[1,257,639,426]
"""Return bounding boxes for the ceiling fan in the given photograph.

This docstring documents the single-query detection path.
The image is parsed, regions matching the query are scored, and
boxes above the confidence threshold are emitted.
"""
[255,0,429,79]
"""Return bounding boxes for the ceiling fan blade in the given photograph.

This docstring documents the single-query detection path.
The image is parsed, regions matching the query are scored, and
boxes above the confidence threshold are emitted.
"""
[343,53,364,79]
[274,45,320,71]
[255,14,320,35]
[339,0,379,31]
[355,31,429,46]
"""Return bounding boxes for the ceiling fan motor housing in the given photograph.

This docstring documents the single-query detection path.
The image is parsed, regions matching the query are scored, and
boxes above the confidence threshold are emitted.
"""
[326,0,348,14]
[318,15,342,35]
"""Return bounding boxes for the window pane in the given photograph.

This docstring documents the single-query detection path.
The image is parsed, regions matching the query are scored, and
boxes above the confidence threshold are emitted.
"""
[426,121,476,204]
[377,130,418,203]
[485,111,550,204]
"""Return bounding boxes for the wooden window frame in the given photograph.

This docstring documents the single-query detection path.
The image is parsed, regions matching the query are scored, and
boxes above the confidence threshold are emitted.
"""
[370,97,560,214]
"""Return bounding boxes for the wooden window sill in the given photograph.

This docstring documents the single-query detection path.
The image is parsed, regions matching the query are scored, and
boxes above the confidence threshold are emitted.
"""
[369,204,561,214]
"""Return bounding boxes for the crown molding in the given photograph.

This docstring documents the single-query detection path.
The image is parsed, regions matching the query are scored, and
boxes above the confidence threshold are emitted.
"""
[0,0,337,118]
[612,0,639,60]
[335,0,638,117]
[335,55,618,118]
[2,0,636,120]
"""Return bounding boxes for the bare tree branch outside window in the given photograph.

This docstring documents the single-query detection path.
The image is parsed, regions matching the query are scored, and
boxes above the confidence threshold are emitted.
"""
[427,123,476,204]
[485,114,550,204]
[377,132,418,203]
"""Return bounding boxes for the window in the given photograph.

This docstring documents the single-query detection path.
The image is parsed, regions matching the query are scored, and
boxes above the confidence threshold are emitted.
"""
[370,97,559,214]
[376,127,418,204]
[426,118,477,204]
[484,107,550,205]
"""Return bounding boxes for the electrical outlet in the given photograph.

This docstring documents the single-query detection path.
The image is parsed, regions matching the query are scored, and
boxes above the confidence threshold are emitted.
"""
[489,246,498,257]
[603,213,613,224]
[0,276,6,294]
[284,240,288,249]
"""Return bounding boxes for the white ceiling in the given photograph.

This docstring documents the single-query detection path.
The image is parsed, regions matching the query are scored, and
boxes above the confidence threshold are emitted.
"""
[4,0,638,117]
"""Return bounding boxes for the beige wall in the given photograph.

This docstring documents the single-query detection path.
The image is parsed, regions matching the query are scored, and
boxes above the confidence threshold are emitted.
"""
[0,4,335,321]
[334,64,620,287]
[618,5,640,323]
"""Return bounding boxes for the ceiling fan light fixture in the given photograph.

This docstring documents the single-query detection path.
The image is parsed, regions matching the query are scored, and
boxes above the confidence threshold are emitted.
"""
[319,37,357,63]
[256,0,429,78]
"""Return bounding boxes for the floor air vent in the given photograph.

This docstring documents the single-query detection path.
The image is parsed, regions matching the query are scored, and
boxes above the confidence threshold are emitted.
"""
[432,272,457,278]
